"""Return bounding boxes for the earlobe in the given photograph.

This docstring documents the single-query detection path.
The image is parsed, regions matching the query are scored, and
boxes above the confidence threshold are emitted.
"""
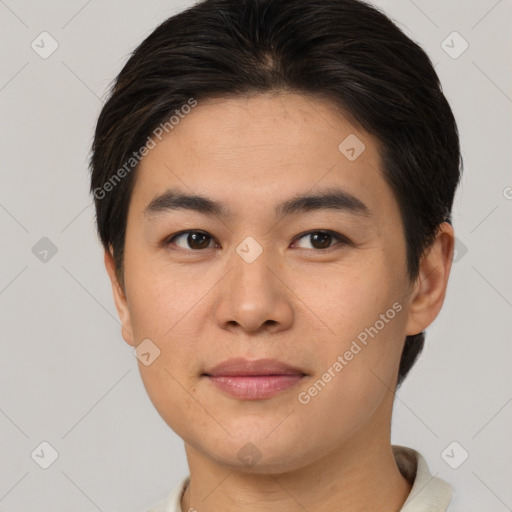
[404,222,455,336]
[104,247,135,346]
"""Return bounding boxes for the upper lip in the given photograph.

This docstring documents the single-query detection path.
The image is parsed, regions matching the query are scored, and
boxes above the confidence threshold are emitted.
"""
[203,357,306,377]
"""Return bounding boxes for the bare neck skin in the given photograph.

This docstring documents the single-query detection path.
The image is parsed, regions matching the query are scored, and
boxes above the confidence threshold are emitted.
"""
[180,391,412,512]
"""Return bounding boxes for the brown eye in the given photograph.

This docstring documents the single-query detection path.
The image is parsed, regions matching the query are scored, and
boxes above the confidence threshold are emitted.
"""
[293,230,349,250]
[167,231,215,250]
[309,232,333,249]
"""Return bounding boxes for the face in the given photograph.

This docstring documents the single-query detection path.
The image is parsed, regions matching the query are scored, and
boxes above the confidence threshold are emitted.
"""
[106,93,444,473]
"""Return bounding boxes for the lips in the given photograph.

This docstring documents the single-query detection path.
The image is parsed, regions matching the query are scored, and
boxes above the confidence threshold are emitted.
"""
[202,358,307,400]
[203,357,306,377]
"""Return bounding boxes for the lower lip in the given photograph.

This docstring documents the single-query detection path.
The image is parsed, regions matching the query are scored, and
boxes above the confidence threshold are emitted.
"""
[206,374,305,400]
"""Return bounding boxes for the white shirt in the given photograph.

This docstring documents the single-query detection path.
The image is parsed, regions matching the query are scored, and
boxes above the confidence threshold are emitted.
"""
[146,445,454,512]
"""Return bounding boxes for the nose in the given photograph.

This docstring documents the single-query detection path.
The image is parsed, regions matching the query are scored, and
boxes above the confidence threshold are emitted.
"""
[213,240,294,334]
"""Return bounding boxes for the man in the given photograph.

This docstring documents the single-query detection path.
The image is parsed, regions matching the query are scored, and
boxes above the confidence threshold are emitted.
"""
[90,1,461,510]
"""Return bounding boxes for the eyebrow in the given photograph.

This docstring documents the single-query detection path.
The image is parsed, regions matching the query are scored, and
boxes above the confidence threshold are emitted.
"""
[143,187,371,220]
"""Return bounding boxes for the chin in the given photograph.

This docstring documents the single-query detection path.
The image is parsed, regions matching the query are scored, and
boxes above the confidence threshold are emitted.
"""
[198,435,315,475]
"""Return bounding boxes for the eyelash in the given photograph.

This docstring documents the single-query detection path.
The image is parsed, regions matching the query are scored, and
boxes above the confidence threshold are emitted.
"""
[163,229,352,252]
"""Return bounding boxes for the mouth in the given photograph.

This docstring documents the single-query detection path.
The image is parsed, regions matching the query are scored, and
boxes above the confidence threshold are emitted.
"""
[203,374,306,400]
[202,357,307,400]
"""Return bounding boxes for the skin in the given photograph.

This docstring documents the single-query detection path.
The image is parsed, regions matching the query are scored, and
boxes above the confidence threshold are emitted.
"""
[104,92,454,512]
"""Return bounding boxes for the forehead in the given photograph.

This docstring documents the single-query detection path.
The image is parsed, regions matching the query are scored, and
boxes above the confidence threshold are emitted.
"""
[130,92,397,223]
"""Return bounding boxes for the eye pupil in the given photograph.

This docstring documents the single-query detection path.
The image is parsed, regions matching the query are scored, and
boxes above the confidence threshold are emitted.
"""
[311,232,332,249]
[188,232,210,249]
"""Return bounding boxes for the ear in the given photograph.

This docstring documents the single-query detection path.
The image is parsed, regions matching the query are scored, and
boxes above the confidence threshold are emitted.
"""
[104,247,135,346]
[405,222,455,336]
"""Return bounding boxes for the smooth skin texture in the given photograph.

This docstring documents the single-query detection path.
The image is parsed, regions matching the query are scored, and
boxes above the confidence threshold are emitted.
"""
[104,93,454,512]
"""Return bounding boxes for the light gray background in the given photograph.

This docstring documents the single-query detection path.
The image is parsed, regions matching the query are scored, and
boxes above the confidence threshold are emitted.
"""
[0,1,510,511]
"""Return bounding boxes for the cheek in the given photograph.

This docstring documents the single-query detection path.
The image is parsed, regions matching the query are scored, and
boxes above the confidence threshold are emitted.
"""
[294,313,405,445]
[126,270,205,426]
[137,358,205,443]
[297,260,407,387]
[300,262,399,337]
[123,260,207,413]
[124,249,201,340]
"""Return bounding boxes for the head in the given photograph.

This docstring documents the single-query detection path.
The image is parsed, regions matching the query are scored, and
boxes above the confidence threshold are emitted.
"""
[90,0,460,473]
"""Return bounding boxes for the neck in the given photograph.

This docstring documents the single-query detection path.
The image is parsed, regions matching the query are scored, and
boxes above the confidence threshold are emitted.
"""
[180,405,412,512]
